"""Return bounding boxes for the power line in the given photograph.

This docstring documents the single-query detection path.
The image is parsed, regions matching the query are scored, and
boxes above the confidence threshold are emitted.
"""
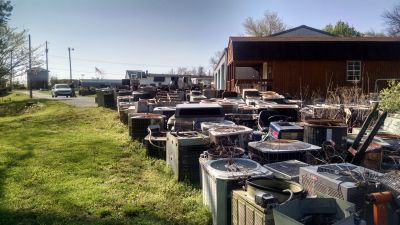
[48,54,197,68]
[48,66,125,76]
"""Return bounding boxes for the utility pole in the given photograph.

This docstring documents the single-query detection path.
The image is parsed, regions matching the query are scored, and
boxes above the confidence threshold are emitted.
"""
[68,47,74,83]
[29,34,32,98]
[45,41,49,72]
[9,51,12,91]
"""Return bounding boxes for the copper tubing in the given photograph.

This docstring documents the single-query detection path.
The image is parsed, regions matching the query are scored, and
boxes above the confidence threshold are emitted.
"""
[367,192,392,225]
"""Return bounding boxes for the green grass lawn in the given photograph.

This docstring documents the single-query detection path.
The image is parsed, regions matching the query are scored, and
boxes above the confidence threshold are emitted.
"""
[0,92,211,225]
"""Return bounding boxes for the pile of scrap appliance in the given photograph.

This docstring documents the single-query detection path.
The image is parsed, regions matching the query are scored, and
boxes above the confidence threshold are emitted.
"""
[96,86,400,225]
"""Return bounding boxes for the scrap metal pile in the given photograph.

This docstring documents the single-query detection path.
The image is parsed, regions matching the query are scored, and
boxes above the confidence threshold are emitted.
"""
[96,86,400,225]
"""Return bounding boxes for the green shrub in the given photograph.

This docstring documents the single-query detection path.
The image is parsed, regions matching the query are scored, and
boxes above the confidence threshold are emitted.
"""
[380,81,400,113]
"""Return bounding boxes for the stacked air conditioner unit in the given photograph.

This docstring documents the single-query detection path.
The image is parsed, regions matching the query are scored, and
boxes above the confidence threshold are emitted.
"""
[232,177,304,225]
[153,107,176,120]
[95,88,115,108]
[166,131,209,184]
[268,122,304,141]
[238,105,257,114]
[131,99,157,113]
[117,96,136,124]
[208,125,253,148]
[248,140,321,165]
[223,98,245,105]
[218,102,239,114]
[260,91,286,104]
[173,104,224,131]
[231,190,275,225]
[128,113,165,140]
[144,125,167,159]
[263,160,309,182]
[131,91,151,101]
[299,163,383,211]
[202,158,272,225]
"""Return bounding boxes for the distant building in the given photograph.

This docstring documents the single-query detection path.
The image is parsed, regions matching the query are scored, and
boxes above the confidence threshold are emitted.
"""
[214,48,227,90]
[27,67,49,89]
[213,48,263,91]
[219,25,400,97]
[125,70,147,79]
[79,79,123,87]
[126,70,213,87]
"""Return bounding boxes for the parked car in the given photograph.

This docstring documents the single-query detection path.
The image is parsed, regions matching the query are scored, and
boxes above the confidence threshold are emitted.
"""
[51,84,73,97]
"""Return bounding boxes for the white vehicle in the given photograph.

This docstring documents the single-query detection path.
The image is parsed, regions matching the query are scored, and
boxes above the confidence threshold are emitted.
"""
[51,84,73,98]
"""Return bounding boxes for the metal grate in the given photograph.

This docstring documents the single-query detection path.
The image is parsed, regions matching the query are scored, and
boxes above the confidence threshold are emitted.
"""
[246,205,255,225]
[301,175,344,200]
[238,199,246,225]
[379,171,400,196]
[232,196,238,225]
[255,212,264,225]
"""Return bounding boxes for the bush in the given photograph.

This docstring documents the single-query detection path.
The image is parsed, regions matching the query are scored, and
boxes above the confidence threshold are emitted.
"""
[379,81,400,113]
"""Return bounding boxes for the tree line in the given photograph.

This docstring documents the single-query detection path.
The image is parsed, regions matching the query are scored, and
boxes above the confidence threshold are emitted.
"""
[242,6,400,38]
[0,0,42,88]
[210,5,400,68]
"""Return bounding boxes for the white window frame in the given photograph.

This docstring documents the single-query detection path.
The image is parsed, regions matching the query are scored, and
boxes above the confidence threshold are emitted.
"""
[346,60,362,82]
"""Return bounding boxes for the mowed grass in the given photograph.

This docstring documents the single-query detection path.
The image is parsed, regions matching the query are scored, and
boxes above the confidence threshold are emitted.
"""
[0,92,211,225]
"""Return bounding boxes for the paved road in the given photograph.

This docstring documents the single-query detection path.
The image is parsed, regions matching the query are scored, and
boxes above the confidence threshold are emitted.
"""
[16,90,97,107]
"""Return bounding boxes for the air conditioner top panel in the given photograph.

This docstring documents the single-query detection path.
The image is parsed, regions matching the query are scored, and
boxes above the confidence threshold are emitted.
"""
[208,125,253,137]
[264,160,309,179]
[200,120,236,130]
[248,140,321,152]
[153,107,176,111]
[267,104,299,109]
[204,158,272,180]
[223,98,245,104]
[130,113,165,120]
[269,122,304,130]
[176,103,222,109]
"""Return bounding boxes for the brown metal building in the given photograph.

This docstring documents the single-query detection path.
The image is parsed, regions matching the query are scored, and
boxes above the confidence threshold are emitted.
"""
[225,26,400,97]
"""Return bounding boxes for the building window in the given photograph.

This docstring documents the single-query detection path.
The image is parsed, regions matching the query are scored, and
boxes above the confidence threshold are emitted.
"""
[153,76,165,82]
[346,61,361,81]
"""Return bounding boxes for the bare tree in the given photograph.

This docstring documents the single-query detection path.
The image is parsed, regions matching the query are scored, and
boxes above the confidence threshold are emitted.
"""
[0,26,43,81]
[197,66,205,76]
[209,50,223,67]
[363,29,386,37]
[243,11,287,37]
[177,67,192,75]
[383,4,400,36]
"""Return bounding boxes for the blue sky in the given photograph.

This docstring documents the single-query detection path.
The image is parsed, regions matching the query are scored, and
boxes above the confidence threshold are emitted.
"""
[9,0,398,80]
